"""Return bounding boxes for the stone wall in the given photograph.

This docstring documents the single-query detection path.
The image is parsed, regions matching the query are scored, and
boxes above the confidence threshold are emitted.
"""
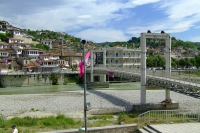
[0,73,65,87]
[57,124,138,133]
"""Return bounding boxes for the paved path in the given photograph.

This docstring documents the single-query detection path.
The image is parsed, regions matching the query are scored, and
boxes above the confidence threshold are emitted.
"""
[150,123,200,133]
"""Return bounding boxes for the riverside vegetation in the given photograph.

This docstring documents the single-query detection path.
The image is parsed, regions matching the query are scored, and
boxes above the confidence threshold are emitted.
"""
[0,112,138,133]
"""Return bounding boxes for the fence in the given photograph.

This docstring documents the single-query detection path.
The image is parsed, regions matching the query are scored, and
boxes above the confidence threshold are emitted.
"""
[138,109,200,128]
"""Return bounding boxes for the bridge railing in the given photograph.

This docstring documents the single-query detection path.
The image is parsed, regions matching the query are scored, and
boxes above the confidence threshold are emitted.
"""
[91,66,200,84]
[138,109,200,128]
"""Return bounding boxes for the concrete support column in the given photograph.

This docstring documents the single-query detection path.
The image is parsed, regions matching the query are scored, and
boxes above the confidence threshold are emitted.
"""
[103,50,106,67]
[103,50,107,82]
[165,36,171,100]
[165,37,171,77]
[104,74,106,82]
[90,50,94,82]
[165,89,170,100]
[140,33,146,104]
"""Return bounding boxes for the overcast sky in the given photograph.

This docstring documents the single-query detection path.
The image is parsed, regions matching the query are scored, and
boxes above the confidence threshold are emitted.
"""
[0,0,200,43]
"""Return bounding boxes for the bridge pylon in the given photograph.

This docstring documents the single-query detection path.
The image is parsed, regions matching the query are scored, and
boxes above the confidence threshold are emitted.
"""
[140,31,172,104]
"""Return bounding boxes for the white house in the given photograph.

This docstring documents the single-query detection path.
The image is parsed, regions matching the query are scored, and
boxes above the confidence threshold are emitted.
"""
[0,49,9,58]
[9,38,24,43]
[0,42,8,49]
[93,46,141,69]
[12,29,24,36]
[41,39,53,48]
[22,48,40,60]
[39,53,60,60]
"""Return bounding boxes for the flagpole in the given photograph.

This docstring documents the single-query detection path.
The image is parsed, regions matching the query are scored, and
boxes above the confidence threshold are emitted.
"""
[82,40,87,133]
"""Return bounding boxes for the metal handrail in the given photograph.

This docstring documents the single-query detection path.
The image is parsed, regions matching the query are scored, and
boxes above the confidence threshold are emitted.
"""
[90,67,200,84]
[138,109,200,128]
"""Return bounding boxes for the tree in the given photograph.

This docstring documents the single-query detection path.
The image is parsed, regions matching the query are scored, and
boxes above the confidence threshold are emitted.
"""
[5,31,12,38]
[0,33,7,42]
[190,58,197,66]
[49,73,58,85]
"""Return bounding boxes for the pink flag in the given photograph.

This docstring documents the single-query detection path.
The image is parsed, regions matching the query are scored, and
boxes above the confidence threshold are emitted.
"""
[78,51,91,77]
[107,72,114,77]
[4,58,8,63]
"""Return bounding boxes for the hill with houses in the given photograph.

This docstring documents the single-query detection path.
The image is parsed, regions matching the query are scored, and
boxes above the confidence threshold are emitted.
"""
[0,20,100,73]
[0,20,200,73]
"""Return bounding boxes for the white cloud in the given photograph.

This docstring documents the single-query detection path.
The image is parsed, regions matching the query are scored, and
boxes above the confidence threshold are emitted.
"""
[128,0,161,6]
[127,0,200,37]
[0,0,200,42]
[160,0,200,20]
[75,28,129,43]
[190,36,200,42]
[0,0,129,31]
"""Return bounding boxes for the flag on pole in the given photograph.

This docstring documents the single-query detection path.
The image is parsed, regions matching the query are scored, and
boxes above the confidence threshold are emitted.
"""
[107,72,114,77]
[4,58,8,63]
[78,51,91,77]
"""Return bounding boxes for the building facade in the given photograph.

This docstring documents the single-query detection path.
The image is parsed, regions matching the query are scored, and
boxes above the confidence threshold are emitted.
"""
[93,47,141,69]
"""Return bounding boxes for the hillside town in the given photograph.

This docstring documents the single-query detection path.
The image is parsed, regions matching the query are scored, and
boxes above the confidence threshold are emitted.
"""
[0,20,199,74]
[0,20,101,73]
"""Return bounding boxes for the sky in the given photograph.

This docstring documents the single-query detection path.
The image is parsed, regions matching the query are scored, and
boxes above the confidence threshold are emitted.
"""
[0,0,200,43]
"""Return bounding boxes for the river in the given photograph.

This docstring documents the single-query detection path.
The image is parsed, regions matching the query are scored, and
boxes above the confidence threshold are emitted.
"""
[0,82,162,95]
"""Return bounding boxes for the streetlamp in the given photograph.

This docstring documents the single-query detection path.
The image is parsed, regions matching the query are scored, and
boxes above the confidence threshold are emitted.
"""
[81,39,87,133]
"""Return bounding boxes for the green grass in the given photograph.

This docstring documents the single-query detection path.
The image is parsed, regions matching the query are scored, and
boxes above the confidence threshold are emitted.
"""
[0,114,82,133]
[0,113,139,133]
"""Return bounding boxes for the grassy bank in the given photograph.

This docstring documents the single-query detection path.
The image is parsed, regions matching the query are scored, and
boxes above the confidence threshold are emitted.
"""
[0,113,138,133]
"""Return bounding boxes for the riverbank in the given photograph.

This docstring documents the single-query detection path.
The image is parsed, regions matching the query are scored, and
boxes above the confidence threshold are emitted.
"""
[0,89,199,120]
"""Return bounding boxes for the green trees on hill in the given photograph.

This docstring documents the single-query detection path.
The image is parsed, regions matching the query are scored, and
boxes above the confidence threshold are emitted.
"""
[23,29,81,43]
[147,54,165,68]
[0,32,12,42]
[0,33,7,42]
[147,54,200,69]
[31,44,50,51]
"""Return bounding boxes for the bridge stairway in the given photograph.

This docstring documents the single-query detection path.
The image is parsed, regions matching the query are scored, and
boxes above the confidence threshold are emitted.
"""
[139,125,161,133]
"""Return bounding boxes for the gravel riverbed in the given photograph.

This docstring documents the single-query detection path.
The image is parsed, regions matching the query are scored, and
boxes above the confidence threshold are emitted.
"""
[0,90,199,119]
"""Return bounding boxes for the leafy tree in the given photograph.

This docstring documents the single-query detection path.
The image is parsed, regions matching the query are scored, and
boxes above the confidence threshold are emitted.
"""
[2,24,6,28]
[49,73,58,85]
[190,58,197,66]
[0,33,7,42]
[5,31,12,38]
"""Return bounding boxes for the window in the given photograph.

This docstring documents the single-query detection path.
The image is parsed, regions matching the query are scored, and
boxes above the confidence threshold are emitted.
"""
[115,60,118,63]
[116,53,118,57]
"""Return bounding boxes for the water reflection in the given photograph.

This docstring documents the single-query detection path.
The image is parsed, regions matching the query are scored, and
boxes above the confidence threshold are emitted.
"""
[0,82,162,95]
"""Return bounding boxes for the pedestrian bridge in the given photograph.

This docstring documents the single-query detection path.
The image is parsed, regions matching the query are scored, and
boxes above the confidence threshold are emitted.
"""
[87,66,200,99]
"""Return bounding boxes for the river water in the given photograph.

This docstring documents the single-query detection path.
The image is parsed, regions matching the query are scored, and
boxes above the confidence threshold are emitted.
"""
[0,82,162,95]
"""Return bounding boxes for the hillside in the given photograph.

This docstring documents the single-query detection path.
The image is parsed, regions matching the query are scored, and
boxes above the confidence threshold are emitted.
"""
[99,36,200,50]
